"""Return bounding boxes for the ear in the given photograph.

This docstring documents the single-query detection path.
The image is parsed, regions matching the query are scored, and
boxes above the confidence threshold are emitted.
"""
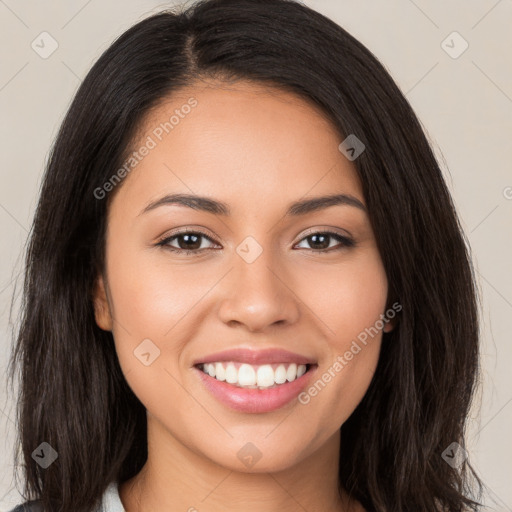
[382,297,400,333]
[383,316,397,333]
[92,274,113,331]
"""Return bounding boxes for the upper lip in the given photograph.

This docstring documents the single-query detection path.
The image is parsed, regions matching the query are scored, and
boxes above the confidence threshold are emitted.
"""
[193,348,317,366]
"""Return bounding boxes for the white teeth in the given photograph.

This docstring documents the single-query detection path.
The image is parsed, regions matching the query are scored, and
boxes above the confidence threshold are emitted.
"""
[238,364,256,386]
[225,363,238,384]
[286,363,297,382]
[215,362,226,381]
[274,364,287,384]
[256,365,275,388]
[199,361,309,389]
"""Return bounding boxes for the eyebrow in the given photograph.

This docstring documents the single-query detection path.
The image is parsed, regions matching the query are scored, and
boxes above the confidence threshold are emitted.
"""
[139,192,367,217]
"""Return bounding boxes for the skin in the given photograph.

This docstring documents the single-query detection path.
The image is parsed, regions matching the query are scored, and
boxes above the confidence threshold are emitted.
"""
[93,79,395,512]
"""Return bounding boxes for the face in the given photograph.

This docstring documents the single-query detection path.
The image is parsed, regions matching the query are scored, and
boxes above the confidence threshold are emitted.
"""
[93,80,394,473]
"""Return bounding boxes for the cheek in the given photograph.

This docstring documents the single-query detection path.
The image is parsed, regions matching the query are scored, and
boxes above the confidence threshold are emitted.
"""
[297,251,388,343]
[106,241,206,336]
[293,252,387,423]
[103,237,188,375]
[104,247,200,416]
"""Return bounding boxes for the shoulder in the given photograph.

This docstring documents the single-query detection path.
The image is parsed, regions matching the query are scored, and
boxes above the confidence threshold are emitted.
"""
[7,500,44,512]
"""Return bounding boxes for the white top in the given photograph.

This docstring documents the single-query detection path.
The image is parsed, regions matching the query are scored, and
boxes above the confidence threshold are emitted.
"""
[98,481,126,512]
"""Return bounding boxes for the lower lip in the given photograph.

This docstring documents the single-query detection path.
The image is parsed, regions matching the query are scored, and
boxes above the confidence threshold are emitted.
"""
[194,365,317,414]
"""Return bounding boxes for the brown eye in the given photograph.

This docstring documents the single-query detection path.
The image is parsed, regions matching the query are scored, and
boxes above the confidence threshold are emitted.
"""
[295,231,355,252]
[157,231,218,254]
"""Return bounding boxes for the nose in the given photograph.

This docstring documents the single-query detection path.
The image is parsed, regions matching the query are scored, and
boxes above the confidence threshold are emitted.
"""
[217,245,301,332]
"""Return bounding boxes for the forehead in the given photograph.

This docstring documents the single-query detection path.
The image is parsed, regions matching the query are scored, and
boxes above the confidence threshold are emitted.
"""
[114,80,364,215]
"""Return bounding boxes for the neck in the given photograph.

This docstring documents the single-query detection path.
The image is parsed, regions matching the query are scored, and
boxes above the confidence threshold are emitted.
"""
[119,415,359,512]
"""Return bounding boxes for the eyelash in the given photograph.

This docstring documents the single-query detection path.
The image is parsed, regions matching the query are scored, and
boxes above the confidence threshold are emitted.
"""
[156,229,355,255]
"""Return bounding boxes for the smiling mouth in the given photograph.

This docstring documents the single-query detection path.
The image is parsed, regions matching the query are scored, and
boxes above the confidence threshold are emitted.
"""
[195,361,315,390]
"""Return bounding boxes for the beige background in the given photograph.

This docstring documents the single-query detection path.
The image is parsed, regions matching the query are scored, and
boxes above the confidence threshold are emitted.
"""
[1,0,511,510]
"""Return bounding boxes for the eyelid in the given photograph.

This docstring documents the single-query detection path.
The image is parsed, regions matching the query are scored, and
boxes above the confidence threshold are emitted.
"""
[156,226,217,242]
[298,225,353,241]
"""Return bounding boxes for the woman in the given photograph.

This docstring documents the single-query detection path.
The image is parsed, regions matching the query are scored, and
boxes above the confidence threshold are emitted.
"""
[7,0,486,510]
